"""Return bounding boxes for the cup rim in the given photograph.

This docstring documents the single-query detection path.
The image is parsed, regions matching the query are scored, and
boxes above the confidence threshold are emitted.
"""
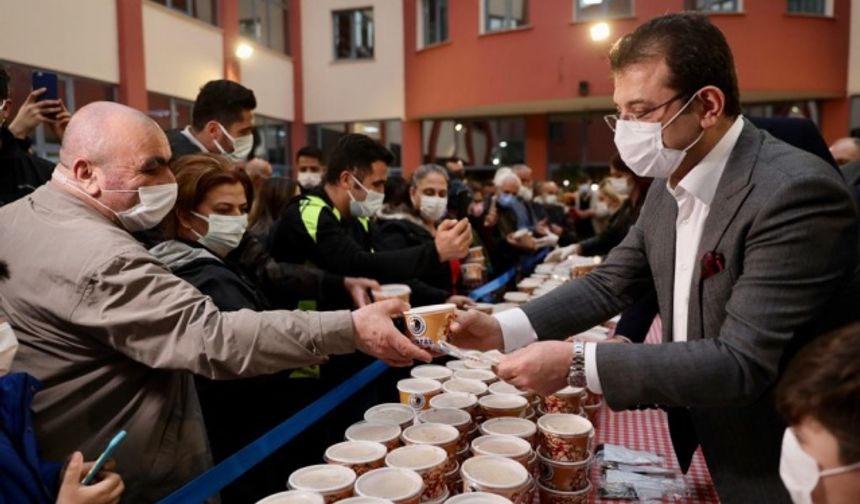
[405,303,457,315]
[288,464,356,494]
[454,369,497,383]
[325,440,388,464]
[255,490,325,504]
[385,444,448,472]
[418,407,472,428]
[336,498,392,504]
[429,391,479,410]
[364,403,415,426]
[423,486,450,504]
[480,417,537,438]
[411,364,454,381]
[549,386,586,398]
[354,467,424,501]
[372,284,412,295]
[444,492,514,504]
[444,360,470,371]
[345,421,402,444]
[471,435,532,458]
[397,378,443,394]
[537,413,594,437]
[535,447,593,467]
[442,378,489,396]
[478,393,528,411]
[460,455,530,489]
[488,382,528,397]
[536,480,593,496]
[402,423,460,446]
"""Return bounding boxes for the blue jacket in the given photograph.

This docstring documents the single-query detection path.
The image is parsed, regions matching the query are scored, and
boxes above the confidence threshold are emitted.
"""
[0,373,61,504]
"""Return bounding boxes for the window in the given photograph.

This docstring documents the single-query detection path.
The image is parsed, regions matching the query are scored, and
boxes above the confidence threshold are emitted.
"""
[422,0,449,46]
[333,8,375,60]
[574,0,633,21]
[787,0,828,15]
[686,0,740,12]
[0,60,116,161]
[253,116,291,176]
[147,92,194,130]
[306,120,402,168]
[238,0,290,55]
[422,118,525,168]
[484,0,528,33]
[150,0,219,26]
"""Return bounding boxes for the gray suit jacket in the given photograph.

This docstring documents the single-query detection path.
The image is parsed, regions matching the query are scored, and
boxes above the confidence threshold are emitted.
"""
[522,119,860,503]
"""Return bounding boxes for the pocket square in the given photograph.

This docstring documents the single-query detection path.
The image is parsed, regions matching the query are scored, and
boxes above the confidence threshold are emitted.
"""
[701,251,725,280]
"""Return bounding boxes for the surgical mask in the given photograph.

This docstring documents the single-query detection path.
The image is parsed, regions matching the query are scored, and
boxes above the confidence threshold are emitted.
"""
[497,193,517,209]
[518,186,534,202]
[0,322,18,375]
[613,93,704,179]
[419,195,448,222]
[53,171,178,232]
[191,212,247,256]
[779,428,860,504]
[595,201,610,216]
[544,195,559,205]
[214,123,254,162]
[470,201,485,217]
[609,177,632,196]
[297,171,322,189]
[349,176,384,217]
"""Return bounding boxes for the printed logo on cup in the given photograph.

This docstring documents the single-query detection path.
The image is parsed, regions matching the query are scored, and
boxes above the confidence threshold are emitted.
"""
[409,393,427,410]
[408,314,428,338]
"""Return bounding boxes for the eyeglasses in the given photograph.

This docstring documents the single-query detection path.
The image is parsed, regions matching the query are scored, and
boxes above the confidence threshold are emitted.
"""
[604,92,688,132]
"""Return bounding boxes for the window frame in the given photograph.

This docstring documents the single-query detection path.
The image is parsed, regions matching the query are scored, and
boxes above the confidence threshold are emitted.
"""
[786,0,832,17]
[239,0,291,55]
[332,7,376,61]
[483,0,529,34]
[421,0,449,48]
[150,0,220,26]
[573,0,635,22]
[685,0,742,13]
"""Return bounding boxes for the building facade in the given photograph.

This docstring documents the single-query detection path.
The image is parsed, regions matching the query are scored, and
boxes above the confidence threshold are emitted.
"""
[1,0,857,178]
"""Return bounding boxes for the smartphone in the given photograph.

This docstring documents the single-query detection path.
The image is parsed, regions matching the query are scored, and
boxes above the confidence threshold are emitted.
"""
[32,71,59,101]
[81,430,127,485]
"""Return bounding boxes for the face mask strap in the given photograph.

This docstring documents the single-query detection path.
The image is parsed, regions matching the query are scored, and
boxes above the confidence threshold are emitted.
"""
[820,461,860,478]
[661,92,699,131]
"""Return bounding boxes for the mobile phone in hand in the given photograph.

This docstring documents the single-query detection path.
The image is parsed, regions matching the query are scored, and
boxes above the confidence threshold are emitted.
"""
[31,71,59,120]
[81,430,126,485]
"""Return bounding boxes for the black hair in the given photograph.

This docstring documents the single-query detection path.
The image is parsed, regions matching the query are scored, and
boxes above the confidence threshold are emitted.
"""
[296,145,324,163]
[609,13,741,117]
[191,79,257,131]
[0,68,9,101]
[323,133,394,185]
[0,260,8,281]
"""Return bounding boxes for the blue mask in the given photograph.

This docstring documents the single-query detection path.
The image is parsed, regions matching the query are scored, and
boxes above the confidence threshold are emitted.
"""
[497,193,516,208]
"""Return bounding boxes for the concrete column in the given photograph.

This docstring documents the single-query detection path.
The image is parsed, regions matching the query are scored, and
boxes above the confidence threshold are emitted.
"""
[116,0,148,111]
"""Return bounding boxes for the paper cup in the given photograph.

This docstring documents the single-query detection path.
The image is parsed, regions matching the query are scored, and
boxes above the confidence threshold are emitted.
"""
[402,423,461,464]
[471,435,533,468]
[445,492,513,504]
[462,262,486,282]
[411,364,454,382]
[460,456,531,504]
[372,284,412,303]
[445,360,470,371]
[582,400,602,427]
[516,278,543,294]
[536,448,591,492]
[354,467,424,504]
[255,490,325,504]
[453,369,497,386]
[337,498,392,504]
[466,246,485,264]
[288,465,356,504]
[325,441,387,475]
[345,421,402,452]
[463,359,494,371]
[541,387,586,414]
[397,378,443,411]
[479,418,537,448]
[365,403,416,430]
[444,459,461,496]
[430,391,479,417]
[418,407,473,449]
[479,394,529,419]
[443,378,489,398]
[536,481,591,504]
[425,487,450,504]
[385,444,448,501]
[403,304,456,349]
[584,390,602,406]
[537,414,594,462]
[502,292,530,305]
[488,382,531,401]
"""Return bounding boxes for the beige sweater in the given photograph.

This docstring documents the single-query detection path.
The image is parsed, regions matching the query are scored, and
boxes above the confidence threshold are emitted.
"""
[0,182,356,503]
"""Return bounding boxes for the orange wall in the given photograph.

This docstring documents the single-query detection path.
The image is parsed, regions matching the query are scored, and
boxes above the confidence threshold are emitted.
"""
[404,0,851,119]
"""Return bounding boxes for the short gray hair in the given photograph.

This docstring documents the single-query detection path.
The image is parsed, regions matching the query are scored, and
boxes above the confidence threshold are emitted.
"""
[411,164,448,187]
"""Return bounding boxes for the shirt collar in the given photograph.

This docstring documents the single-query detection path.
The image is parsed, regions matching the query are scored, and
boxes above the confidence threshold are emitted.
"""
[181,126,210,153]
[670,115,745,206]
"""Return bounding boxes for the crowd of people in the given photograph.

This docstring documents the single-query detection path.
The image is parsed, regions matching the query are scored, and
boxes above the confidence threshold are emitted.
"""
[1,11,859,504]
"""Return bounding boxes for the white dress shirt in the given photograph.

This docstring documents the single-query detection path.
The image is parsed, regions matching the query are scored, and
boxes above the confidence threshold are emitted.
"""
[494,116,746,394]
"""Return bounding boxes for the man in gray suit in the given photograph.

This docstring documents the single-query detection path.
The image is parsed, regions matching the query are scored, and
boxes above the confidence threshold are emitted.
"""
[451,13,859,503]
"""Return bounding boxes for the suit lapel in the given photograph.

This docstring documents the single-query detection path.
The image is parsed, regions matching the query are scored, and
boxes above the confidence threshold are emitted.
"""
[648,185,678,343]
[686,119,760,340]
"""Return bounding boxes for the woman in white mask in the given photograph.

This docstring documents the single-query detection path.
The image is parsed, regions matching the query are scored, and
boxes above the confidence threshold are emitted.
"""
[775,321,860,504]
[375,165,476,309]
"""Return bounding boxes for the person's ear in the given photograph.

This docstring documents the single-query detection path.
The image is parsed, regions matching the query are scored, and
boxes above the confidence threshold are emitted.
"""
[176,209,196,233]
[697,86,725,130]
[410,186,419,207]
[339,170,353,190]
[72,159,100,196]
[205,121,224,142]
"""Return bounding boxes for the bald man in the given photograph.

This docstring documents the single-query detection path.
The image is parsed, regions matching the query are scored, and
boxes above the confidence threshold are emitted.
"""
[829,137,860,166]
[0,102,430,502]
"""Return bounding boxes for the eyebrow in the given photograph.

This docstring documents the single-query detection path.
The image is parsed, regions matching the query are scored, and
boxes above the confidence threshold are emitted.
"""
[138,156,170,172]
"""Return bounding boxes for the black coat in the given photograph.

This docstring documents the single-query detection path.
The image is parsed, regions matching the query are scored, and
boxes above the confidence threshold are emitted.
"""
[0,126,53,207]
[373,212,453,306]
[165,128,205,162]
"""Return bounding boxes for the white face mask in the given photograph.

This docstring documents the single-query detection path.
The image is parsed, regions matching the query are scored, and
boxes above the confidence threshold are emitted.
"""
[214,123,254,162]
[518,186,534,202]
[297,171,322,189]
[609,177,632,196]
[54,171,178,232]
[779,428,860,504]
[349,175,384,217]
[543,194,559,205]
[191,212,248,256]
[0,322,18,375]
[595,201,611,217]
[418,195,448,222]
[613,93,704,179]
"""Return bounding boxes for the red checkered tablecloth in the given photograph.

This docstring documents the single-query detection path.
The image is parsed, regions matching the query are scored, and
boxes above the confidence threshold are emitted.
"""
[588,317,720,503]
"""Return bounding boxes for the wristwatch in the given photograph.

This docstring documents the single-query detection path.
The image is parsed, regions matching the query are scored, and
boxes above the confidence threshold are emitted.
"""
[568,341,587,388]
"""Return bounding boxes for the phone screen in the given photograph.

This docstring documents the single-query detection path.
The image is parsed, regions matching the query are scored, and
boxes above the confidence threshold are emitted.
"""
[32,71,59,102]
